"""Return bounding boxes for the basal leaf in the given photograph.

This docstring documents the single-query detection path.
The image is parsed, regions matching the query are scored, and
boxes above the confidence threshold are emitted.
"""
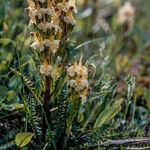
[15,132,34,148]
[0,38,12,46]
[14,103,24,110]
[6,90,16,101]
[0,86,8,100]
[94,99,123,128]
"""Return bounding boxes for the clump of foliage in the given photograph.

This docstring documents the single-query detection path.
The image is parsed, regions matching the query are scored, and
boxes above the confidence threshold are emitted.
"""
[0,0,150,150]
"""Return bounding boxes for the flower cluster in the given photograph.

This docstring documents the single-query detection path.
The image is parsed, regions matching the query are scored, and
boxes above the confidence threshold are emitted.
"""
[26,0,77,79]
[66,58,89,102]
[30,33,60,53]
[26,1,90,101]
[40,60,61,79]
[26,0,77,54]
[117,1,135,27]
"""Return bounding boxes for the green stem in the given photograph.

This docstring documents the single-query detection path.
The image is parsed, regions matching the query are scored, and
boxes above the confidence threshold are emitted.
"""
[130,96,136,126]
[124,101,129,120]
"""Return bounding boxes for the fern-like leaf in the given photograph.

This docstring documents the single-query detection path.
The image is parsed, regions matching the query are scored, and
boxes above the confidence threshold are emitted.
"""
[52,90,68,138]
[28,94,42,140]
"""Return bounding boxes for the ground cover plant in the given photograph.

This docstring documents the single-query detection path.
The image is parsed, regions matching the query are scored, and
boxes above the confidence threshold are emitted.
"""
[0,0,150,150]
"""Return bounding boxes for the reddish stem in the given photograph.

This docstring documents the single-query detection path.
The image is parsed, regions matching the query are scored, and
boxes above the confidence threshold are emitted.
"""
[42,75,51,141]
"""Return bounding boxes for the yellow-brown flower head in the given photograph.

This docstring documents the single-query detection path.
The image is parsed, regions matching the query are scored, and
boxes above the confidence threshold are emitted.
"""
[117,1,135,26]
[40,60,61,80]
[26,0,77,54]
[66,57,89,102]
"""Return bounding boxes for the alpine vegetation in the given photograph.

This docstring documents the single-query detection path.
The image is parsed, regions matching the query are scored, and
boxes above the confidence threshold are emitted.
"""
[0,0,149,150]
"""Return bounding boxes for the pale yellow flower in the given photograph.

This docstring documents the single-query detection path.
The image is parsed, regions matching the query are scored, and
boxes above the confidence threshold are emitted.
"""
[68,0,77,13]
[30,42,40,50]
[57,0,77,25]
[51,12,62,33]
[50,40,60,54]
[79,88,89,103]
[25,8,37,26]
[42,39,51,48]
[67,57,88,78]
[117,1,135,25]
[66,61,77,77]
[57,0,77,13]
[40,61,61,79]
[74,77,88,92]
[30,34,60,53]
[36,8,54,19]
[37,0,46,3]
[37,22,53,32]
[40,61,52,76]
[47,8,55,16]
[26,0,35,9]
[69,79,76,88]
[51,65,62,80]
[67,57,89,101]
[64,10,77,25]
[30,40,50,51]
[30,33,44,51]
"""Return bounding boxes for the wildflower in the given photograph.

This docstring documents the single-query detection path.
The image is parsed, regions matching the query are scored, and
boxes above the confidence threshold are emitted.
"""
[79,88,89,102]
[68,0,77,13]
[67,57,89,102]
[30,40,47,52]
[30,38,59,53]
[37,0,46,3]
[117,1,135,26]
[42,39,51,48]
[57,0,77,25]
[40,61,52,76]
[37,22,53,32]
[27,0,77,53]
[26,0,77,78]
[64,9,77,25]
[51,65,62,80]
[36,8,54,19]
[50,39,60,54]
[57,0,77,13]
[51,12,62,33]
[25,8,37,26]
[69,79,76,88]
[30,42,40,50]
[74,77,89,92]
[40,61,61,79]
[47,8,55,16]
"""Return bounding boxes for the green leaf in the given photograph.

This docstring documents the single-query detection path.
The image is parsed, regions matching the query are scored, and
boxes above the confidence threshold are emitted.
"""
[78,112,84,123]
[0,86,8,100]
[14,103,24,110]
[15,133,34,148]
[94,99,123,128]
[6,90,16,101]
[8,75,23,91]
[0,38,12,46]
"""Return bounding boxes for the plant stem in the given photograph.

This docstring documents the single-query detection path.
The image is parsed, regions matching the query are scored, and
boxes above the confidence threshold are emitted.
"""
[105,137,150,146]
[44,75,50,113]
[42,75,51,141]
[87,137,150,149]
